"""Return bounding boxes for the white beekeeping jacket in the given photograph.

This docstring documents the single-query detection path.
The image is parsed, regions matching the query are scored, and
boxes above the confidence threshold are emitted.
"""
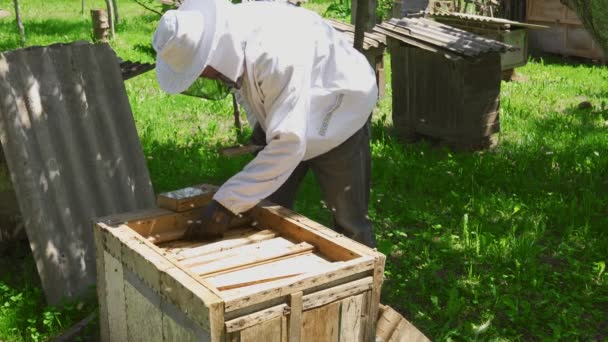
[210,1,378,214]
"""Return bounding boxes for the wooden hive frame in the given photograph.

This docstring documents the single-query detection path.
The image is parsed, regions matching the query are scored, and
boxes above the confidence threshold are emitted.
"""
[94,184,385,341]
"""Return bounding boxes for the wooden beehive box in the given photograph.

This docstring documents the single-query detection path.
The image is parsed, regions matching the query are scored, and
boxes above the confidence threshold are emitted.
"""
[94,184,385,341]
[375,18,511,150]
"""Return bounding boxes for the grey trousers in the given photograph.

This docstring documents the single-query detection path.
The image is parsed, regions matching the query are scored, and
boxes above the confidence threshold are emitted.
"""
[255,121,375,248]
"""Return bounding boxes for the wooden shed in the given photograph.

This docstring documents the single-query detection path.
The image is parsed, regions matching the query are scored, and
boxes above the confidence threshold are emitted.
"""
[374,18,512,149]
[526,0,605,60]
[94,184,386,341]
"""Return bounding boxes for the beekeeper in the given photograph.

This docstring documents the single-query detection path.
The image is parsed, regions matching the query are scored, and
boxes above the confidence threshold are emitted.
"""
[152,0,378,247]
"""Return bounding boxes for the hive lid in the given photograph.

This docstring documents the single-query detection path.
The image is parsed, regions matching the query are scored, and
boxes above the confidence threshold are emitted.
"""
[374,17,516,59]
[326,19,386,50]
[430,12,549,29]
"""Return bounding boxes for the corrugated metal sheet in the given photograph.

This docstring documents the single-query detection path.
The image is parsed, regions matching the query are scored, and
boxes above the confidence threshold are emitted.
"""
[327,19,386,50]
[0,42,156,304]
[374,17,514,59]
[430,12,548,29]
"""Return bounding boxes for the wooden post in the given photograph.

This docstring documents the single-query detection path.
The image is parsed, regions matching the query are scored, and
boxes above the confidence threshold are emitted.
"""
[12,0,25,47]
[90,9,110,42]
[353,0,376,52]
[104,0,115,39]
[112,0,120,25]
[231,93,242,135]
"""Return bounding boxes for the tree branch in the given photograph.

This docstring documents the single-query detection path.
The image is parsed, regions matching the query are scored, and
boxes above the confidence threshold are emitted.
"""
[131,0,163,16]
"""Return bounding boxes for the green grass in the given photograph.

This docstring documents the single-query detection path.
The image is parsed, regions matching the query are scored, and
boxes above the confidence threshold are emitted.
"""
[1,0,608,340]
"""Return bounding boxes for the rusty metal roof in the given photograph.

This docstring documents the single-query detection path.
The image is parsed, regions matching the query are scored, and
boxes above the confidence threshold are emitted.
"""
[0,42,156,304]
[327,19,386,50]
[374,17,514,59]
[430,12,548,29]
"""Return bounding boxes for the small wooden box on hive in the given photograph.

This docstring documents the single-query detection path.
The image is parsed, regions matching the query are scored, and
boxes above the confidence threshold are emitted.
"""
[94,184,385,341]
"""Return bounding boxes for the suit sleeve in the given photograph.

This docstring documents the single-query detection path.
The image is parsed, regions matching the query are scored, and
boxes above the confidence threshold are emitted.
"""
[213,42,312,214]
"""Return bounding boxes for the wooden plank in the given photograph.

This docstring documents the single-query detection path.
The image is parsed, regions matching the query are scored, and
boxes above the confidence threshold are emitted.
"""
[95,207,174,227]
[161,295,212,342]
[108,226,222,333]
[119,231,175,292]
[193,242,314,278]
[181,237,296,266]
[98,207,217,244]
[288,292,303,342]
[239,316,283,342]
[359,292,370,342]
[281,316,288,342]
[301,301,340,342]
[167,229,278,260]
[133,233,225,299]
[339,293,364,342]
[124,271,163,342]
[366,254,386,342]
[162,315,198,342]
[93,227,110,342]
[140,210,199,244]
[225,303,289,333]
[105,208,199,244]
[158,227,262,251]
[221,277,305,302]
[228,332,240,342]
[103,251,128,342]
[156,184,216,212]
[206,254,330,291]
[160,266,222,336]
[251,204,367,261]
[98,223,136,260]
[223,256,375,312]
[302,276,372,311]
[217,274,304,291]
[376,305,403,341]
[388,317,431,342]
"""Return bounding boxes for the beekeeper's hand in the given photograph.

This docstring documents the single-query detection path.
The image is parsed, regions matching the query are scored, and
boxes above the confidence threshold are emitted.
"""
[183,200,236,240]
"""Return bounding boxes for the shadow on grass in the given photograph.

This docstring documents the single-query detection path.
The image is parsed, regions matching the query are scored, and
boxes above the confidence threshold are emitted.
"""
[368,110,608,339]
[529,52,606,68]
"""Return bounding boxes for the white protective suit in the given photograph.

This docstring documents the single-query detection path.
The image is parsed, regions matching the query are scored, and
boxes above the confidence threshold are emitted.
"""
[209,2,378,214]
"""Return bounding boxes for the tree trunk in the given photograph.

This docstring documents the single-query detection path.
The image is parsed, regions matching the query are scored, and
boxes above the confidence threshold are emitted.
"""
[104,0,115,39]
[560,0,608,55]
[112,0,119,25]
[13,0,25,47]
[81,0,85,15]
